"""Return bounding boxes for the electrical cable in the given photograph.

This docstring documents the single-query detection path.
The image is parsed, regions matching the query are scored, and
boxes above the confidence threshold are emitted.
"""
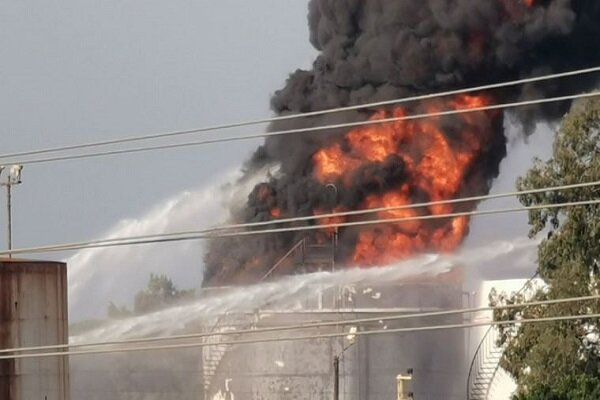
[1,197,598,257]
[2,66,598,162]
[97,180,600,240]
[1,312,597,360]
[2,179,594,256]
[1,293,596,355]
[5,91,600,165]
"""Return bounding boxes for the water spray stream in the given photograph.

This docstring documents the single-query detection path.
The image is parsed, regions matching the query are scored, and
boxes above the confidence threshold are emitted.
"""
[72,236,536,344]
[67,170,270,320]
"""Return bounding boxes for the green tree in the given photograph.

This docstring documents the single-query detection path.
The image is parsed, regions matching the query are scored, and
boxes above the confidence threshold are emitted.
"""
[107,301,133,319]
[492,97,600,399]
[107,273,196,317]
[512,375,600,400]
[133,273,195,314]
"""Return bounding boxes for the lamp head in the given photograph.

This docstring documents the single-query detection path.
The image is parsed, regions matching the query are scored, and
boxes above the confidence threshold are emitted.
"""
[346,326,357,344]
[9,165,22,184]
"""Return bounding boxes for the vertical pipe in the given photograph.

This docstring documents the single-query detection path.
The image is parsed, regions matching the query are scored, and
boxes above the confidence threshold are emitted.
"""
[301,239,305,269]
[7,183,11,258]
[331,230,336,273]
[333,355,340,400]
[332,231,337,309]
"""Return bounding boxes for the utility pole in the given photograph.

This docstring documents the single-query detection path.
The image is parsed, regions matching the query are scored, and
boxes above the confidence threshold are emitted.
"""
[333,355,340,400]
[7,182,12,254]
[0,165,23,258]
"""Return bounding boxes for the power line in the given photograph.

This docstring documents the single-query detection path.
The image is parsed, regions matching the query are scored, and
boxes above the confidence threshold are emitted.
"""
[1,198,598,257]
[2,179,597,255]
[7,91,600,165]
[126,179,600,236]
[2,293,595,356]
[2,312,597,360]
[2,66,598,162]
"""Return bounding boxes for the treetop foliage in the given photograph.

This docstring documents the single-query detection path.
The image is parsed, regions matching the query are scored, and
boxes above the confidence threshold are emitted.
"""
[491,97,600,399]
[107,273,196,318]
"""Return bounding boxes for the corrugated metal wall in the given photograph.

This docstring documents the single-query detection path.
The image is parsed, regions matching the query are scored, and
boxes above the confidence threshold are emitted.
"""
[0,259,70,400]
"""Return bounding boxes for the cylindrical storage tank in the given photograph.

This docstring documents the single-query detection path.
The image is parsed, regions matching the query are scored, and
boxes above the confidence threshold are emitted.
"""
[0,259,70,400]
[205,277,466,400]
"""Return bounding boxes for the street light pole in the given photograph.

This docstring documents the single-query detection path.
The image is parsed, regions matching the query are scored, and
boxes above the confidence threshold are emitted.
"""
[7,182,12,257]
[0,165,23,258]
[333,326,357,400]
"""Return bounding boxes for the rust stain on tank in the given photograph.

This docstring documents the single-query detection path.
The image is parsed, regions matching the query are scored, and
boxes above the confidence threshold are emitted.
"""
[0,262,17,400]
[0,258,70,400]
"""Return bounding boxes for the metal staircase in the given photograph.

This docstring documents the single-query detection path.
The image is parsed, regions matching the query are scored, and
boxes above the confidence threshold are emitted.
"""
[467,326,504,399]
[261,234,338,281]
[467,274,539,400]
[302,240,337,272]
[202,236,337,398]
[202,319,237,397]
[202,311,261,399]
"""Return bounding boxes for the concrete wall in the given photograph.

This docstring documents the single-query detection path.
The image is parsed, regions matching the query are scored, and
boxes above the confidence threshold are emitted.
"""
[0,259,70,400]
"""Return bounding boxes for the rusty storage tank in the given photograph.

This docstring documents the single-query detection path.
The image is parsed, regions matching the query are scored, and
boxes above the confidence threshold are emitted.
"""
[0,259,70,400]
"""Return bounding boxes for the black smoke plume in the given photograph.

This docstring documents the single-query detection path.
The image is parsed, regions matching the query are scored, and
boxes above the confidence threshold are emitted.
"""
[203,0,600,286]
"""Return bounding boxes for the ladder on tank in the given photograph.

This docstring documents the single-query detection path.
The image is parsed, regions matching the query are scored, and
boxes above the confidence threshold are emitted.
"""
[202,312,257,399]
[260,232,338,282]
[202,235,337,398]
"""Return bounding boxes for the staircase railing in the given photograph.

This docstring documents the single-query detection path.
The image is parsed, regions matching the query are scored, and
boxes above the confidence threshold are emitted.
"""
[204,236,338,397]
[260,239,306,282]
[467,325,504,399]
[260,234,337,282]
[202,312,258,398]
[466,273,539,400]
[202,330,232,395]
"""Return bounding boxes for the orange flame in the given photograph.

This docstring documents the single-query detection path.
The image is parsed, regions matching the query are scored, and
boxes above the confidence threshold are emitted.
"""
[312,94,494,266]
[315,206,347,234]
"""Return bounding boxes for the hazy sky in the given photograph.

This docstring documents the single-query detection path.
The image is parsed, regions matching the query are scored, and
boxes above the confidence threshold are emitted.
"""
[0,0,315,246]
[0,1,554,318]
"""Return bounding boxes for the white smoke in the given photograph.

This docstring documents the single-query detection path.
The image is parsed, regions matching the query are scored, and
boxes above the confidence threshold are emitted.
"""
[67,169,269,321]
